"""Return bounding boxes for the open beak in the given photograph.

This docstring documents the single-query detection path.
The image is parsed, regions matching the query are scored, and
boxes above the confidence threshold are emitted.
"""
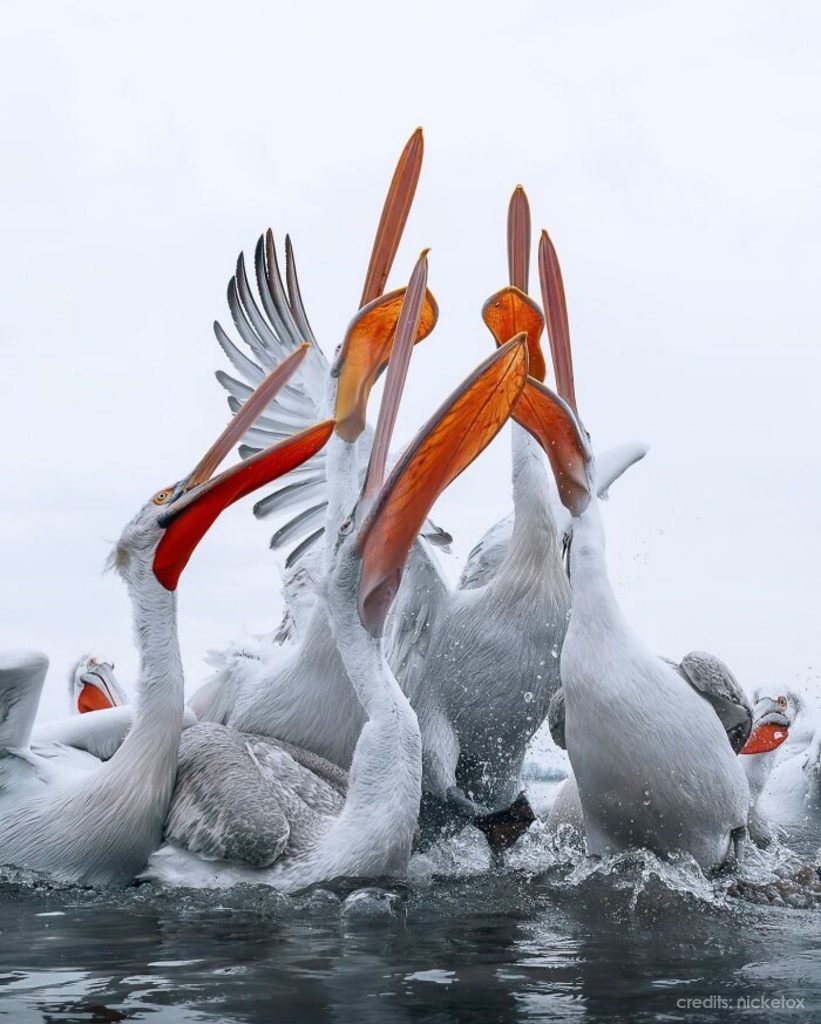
[356,335,529,635]
[360,128,425,308]
[78,663,120,713]
[481,187,547,383]
[154,422,333,590]
[332,127,436,443]
[482,288,546,384]
[538,229,577,411]
[332,285,438,442]
[151,344,334,590]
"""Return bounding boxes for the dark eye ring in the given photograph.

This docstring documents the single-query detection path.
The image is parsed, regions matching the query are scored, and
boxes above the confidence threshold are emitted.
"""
[339,517,354,536]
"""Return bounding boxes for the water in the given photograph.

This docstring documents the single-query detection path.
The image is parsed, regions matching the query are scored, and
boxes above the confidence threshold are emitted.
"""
[1,824,820,1024]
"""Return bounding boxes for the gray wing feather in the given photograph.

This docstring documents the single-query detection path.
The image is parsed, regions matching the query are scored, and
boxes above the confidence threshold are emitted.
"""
[285,235,318,346]
[285,528,325,569]
[269,503,328,550]
[214,322,266,384]
[253,477,326,519]
[165,723,346,868]
[0,651,48,751]
[672,651,753,753]
[547,687,566,750]
[458,513,514,590]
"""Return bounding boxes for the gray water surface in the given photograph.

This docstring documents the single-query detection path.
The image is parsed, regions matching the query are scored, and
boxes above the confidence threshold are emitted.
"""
[1,830,819,1024]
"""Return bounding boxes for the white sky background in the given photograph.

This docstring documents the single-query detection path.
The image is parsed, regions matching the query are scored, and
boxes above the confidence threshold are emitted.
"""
[1,0,819,721]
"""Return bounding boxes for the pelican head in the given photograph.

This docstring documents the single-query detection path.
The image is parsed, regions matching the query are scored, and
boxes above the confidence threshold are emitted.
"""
[740,694,794,755]
[327,252,531,638]
[69,655,126,714]
[109,345,334,593]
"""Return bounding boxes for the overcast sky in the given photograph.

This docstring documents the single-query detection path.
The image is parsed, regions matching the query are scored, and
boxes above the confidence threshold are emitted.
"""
[1,0,819,722]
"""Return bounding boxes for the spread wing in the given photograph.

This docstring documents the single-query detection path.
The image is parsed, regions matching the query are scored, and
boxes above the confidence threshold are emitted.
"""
[0,650,48,751]
[214,231,450,569]
[213,231,340,563]
[164,723,347,868]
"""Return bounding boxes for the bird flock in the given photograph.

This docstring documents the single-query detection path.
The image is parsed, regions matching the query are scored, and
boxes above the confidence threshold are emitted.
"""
[1,130,818,890]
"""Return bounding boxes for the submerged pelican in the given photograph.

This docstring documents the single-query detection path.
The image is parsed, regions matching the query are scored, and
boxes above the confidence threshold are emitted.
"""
[146,260,532,891]
[0,350,332,885]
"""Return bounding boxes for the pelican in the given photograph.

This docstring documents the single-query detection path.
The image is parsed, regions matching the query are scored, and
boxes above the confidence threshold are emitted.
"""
[189,130,444,767]
[547,689,793,849]
[740,693,794,846]
[523,247,749,870]
[196,173,644,837]
[384,191,645,828]
[145,262,532,891]
[0,350,332,885]
[755,695,821,856]
[68,656,127,714]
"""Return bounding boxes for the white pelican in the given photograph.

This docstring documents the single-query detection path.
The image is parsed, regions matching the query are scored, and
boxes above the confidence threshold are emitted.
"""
[548,689,793,849]
[384,192,646,834]
[525,240,749,870]
[146,262,532,891]
[0,350,333,885]
[755,695,821,855]
[189,131,444,765]
[740,693,794,845]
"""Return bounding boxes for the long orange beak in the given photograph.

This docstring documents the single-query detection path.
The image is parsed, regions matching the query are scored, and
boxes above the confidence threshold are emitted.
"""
[514,379,593,516]
[360,128,425,308]
[333,128,436,443]
[538,229,577,411]
[356,335,529,635]
[154,422,333,590]
[150,344,333,590]
[740,722,790,755]
[332,286,438,442]
[481,187,547,383]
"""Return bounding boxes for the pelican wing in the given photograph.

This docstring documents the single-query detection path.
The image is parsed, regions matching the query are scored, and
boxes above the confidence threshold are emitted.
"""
[214,233,450,571]
[0,651,48,751]
[212,233,335,560]
[675,652,753,753]
[385,541,451,704]
[458,512,515,591]
[32,705,199,762]
[164,723,347,868]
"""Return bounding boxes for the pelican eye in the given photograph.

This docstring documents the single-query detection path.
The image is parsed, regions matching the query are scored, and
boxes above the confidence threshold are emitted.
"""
[339,517,354,537]
[777,695,788,710]
[152,488,173,506]
[88,657,96,668]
